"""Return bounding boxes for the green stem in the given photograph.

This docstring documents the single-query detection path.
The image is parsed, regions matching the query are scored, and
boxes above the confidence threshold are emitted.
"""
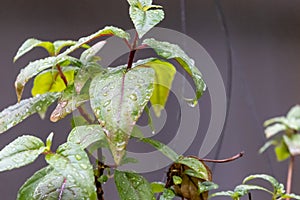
[286,156,295,199]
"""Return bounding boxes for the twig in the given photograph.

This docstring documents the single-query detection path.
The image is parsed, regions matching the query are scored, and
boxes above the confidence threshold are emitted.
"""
[56,64,68,86]
[286,156,295,199]
[188,151,244,163]
[78,105,94,124]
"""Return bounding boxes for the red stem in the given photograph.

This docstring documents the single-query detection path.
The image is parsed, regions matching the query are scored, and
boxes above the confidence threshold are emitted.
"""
[188,151,244,163]
[286,156,294,199]
[56,64,68,87]
[78,106,94,124]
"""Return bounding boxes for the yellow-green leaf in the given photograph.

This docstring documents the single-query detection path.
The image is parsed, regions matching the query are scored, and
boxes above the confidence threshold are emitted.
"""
[140,59,175,117]
[31,67,76,96]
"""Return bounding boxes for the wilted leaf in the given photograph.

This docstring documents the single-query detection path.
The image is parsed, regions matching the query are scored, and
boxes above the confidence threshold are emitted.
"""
[140,59,176,117]
[166,159,212,200]
[90,67,155,164]
[45,143,97,199]
[129,5,164,38]
[14,38,54,62]
[143,38,206,106]
[0,92,60,134]
[114,170,154,200]
[0,135,45,172]
[31,67,77,97]
[67,125,106,149]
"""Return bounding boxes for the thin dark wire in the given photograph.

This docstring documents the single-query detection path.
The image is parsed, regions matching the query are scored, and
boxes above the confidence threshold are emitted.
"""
[211,0,233,172]
[159,0,188,194]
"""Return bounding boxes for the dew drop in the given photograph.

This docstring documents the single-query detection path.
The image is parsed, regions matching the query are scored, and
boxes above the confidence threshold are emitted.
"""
[138,79,145,84]
[129,93,137,101]
[80,164,88,169]
[100,120,106,127]
[75,154,82,160]
[103,100,111,107]
[187,100,198,108]
[116,141,126,151]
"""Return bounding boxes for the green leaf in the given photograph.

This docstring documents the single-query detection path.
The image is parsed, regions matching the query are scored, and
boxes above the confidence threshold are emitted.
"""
[281,193,300,199]
[46,132,54,151]
[31,67,77,97]
[18,165,96,200]
[129,5,164,38]
[177,157,209,181]
[90,67,155,164]
[233,184,272,197]
[264,123,286,138]
[74,62,105,94]
[80,41,106,65]
[242,174,283,194]
[283,134,300,156]
[60,26,130,57]
[172,175,182,185]
[144,106,155,133]
[139,138,179,161]
[210,191,234,198]
[15,56,78,101]
[140,59,176,117]
[115,170,154,200]
[98,175,109,184]
[143,38,206,106]
[53,40,89,55]
[264,117,287,127]
[259,139,278,154]
[287,105,300,119]
[275,139,290,161]
[0,92,59,134]
[151,182,165,193]
[50,86,89,122]
[14,38,54,62]
[67,125,107,149]
[198,181,218,194]
[0,135,45,172]
[127,0,152,7]
[45,143,97,199]
[160,188,176,200]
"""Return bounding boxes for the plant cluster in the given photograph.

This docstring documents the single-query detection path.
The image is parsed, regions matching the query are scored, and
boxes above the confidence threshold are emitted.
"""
[0,0,299,200]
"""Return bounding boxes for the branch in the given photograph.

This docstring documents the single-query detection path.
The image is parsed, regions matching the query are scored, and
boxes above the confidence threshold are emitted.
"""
[188,151,244,163]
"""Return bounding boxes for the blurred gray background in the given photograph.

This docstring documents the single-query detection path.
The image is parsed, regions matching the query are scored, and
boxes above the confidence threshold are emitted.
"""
[0,0,300,199]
